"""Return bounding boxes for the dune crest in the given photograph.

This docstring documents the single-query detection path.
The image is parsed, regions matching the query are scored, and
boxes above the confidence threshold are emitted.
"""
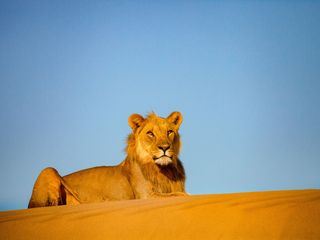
[1,189,320,239]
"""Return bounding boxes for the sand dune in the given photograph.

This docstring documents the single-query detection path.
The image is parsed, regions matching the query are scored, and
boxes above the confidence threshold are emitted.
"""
[1,189,319,239]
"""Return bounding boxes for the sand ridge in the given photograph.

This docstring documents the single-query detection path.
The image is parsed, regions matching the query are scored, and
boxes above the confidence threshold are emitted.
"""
[1,189,320,239]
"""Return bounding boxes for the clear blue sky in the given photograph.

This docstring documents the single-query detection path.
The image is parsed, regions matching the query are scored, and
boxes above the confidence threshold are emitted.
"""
[1,1,320,211]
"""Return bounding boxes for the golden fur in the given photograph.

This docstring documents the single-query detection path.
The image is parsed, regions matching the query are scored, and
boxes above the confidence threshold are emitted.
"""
[28,112,186,208]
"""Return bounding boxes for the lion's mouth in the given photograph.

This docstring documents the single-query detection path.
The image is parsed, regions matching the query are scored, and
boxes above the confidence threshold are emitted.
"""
[153,155,172,160]
[153,155,173,166]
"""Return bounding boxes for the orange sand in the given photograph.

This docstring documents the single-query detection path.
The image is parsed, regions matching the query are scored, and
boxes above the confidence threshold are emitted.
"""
[1,189,319,239]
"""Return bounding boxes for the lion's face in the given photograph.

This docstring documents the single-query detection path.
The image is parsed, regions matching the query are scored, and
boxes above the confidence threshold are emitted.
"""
[128,112,183,166]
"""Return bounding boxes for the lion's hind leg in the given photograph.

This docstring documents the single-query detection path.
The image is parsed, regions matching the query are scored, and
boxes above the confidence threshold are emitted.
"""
[28,167,65,208]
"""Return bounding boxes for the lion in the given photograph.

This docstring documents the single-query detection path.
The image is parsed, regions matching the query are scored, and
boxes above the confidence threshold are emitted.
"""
[28,111,187,208]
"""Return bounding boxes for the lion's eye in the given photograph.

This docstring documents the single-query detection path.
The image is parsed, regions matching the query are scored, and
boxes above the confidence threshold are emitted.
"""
[167,130,174,136]
[147,131,154,137]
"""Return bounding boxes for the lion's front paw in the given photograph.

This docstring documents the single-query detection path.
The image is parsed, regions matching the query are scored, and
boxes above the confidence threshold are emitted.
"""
[172,192,189,197]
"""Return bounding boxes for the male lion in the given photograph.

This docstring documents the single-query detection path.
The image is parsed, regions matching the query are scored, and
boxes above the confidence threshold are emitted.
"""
[28,111,186,208]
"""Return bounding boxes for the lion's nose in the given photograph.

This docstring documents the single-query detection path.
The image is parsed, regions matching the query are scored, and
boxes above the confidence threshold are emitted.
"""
[158,145,170,153]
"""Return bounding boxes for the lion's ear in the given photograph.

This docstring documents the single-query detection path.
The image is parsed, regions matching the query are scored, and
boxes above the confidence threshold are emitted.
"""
[167,111,183,129]
[128,114,145,131]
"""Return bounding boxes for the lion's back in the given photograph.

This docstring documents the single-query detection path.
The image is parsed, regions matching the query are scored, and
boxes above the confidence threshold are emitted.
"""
[63,166,135,202]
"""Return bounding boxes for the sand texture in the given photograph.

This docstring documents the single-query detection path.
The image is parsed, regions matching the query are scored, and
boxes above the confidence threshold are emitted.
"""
[1,189,320,239]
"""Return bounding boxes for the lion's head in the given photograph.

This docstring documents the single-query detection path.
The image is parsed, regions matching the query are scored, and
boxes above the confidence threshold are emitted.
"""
[126,112,183,166]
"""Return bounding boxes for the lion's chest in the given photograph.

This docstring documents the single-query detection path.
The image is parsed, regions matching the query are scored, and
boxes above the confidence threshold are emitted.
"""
[143,164,184,193]
[152,176,183,193]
